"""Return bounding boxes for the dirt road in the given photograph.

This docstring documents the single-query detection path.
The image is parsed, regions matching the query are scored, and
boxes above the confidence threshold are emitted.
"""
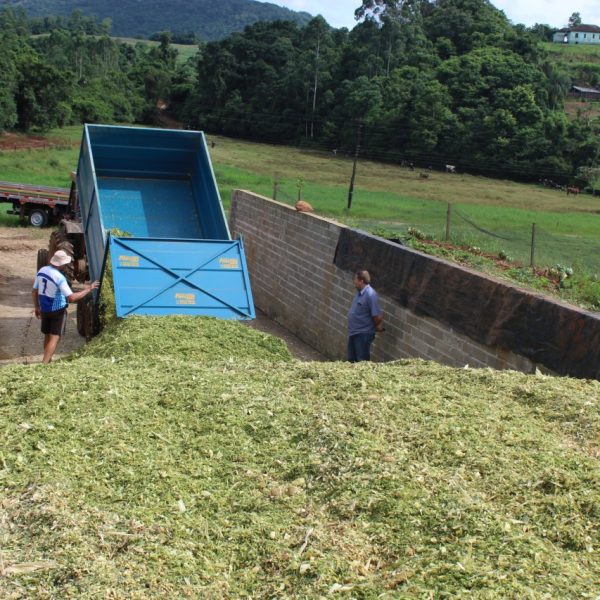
[0,227,325,365]
[0,227,85,365]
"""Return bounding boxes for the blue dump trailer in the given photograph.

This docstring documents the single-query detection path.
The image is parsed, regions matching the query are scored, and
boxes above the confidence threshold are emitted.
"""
[44,124,254,337]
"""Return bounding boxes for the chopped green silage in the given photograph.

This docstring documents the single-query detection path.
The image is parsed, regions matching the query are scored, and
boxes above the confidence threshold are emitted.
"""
[71,315,294,363]
[1,318,599,598]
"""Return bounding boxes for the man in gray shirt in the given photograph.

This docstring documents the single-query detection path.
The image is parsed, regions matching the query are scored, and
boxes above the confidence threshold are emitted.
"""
[347,270,383,362]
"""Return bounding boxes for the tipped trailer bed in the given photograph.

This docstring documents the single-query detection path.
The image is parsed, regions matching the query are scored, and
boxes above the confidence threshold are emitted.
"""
[42,124,255,338]
[77,124,255,322]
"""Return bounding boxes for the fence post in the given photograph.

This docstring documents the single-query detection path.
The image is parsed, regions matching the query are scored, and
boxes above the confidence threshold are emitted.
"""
[296,178,304,201]
[347,121,362,211]
[445,203,452,241]
[530,223,536,269]
[273,175,279,200]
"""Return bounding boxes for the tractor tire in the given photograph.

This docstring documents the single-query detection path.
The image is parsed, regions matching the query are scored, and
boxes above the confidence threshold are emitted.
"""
[76,299,86,337]
[81,297,92,341]
[57,240,74,255]
[80,296,98,341]
[49,229,64,255]
[37,248,49,271]
[48,227,75,280]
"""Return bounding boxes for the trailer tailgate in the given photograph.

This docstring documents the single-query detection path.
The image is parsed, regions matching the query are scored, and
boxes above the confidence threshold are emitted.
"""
[108,236,255,319]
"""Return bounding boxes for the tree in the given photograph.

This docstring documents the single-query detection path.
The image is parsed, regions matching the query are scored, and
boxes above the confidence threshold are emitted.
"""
[568,12,582,28]
[355,0,404,23]
[15,56,72,130]
[543,62,571,109]
[0,10,21,130]
[300,17,334,138]
[0,55,18,129]
[578,166,600,193]
[528,23,554,42]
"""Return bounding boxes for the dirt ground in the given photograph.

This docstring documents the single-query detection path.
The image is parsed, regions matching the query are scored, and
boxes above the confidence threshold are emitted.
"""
[0,226,326,366]
[0,131,65,151]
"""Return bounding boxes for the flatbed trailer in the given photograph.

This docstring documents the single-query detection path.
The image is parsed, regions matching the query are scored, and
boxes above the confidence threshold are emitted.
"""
[0,180,70,227]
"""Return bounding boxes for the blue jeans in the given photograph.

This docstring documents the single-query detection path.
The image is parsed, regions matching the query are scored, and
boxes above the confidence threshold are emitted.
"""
[347,333,375,362]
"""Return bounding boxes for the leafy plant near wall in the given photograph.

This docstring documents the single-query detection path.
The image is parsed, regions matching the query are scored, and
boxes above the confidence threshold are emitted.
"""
[371,226,600,309]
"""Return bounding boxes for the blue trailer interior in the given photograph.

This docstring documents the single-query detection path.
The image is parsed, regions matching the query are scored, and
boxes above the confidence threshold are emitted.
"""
[76,124,254,320]
[97,177,203,238]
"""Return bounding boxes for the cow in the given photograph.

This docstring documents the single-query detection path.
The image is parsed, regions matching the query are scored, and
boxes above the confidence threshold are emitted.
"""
[419,172,430,179]
[566,186,580,196]
[445,164,456,173]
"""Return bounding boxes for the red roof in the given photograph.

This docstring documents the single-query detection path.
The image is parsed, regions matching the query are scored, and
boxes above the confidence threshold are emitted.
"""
[558,24,600,33]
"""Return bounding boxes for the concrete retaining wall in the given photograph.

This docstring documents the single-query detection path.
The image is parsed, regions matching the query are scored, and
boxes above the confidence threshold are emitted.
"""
[230,190,600,379]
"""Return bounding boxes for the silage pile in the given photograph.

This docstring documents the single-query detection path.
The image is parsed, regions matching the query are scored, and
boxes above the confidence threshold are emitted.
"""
[1,317,599,598]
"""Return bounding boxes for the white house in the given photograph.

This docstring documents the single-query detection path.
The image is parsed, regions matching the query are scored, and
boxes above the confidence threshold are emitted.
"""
[553,24,600,44]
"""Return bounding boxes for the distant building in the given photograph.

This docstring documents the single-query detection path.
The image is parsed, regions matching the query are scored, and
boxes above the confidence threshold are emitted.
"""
[570,85,600,100]
[553,24,600,44]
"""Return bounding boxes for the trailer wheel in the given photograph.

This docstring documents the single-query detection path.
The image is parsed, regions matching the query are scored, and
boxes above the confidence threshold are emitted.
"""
[76,299,86,337]
[37,248,49,271]
[79,296,97,341]
[29,209,49,228]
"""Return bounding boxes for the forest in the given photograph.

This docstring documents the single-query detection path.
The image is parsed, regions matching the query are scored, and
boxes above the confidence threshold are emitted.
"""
[0,0,311,40]
[1,0,599,185]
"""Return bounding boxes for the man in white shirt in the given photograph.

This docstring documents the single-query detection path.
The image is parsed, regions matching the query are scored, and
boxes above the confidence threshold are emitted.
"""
[32,250,98,363]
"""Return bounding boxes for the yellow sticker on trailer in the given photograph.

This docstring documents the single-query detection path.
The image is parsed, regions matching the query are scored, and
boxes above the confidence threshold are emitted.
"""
[119,255,140,267]
[219,257,239,269]
[175,293,196,305]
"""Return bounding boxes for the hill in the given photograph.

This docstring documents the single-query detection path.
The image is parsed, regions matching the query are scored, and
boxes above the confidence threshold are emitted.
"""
[0,0,313,40]
[541,42,600,122]
[1,316,599,597]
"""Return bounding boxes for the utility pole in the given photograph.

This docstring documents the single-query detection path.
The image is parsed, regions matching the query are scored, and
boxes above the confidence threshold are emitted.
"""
[347,121,363,211]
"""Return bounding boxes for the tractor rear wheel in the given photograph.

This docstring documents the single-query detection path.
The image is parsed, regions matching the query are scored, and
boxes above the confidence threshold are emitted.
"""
[76,299,86,337]
[79,296,97,341]
[48,227,75,280]
[36,248,49,271]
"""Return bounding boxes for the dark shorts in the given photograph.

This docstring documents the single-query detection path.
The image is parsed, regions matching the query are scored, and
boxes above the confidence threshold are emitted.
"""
[41,308,68,336]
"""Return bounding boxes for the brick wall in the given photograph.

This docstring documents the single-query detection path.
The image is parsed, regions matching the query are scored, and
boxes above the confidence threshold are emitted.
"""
[230,190,600,378]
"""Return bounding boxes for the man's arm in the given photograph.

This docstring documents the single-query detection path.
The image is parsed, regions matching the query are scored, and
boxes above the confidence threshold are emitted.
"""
[369,292,384,332]
[66,281,99,303]
[373,314,384,332]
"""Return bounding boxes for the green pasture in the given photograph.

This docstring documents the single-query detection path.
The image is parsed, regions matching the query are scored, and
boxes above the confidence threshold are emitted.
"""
[2,127,600,274]
[542,41,600,63]
[113,37,200,63]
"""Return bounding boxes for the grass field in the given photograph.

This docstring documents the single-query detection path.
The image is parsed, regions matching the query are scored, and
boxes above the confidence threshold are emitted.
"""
[542,41,600,63]
[113,37,200,63]
[2,126,600,278]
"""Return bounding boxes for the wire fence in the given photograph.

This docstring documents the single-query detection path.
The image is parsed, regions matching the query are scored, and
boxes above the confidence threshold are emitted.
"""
[376,210,600,277]
[272,178,600,277]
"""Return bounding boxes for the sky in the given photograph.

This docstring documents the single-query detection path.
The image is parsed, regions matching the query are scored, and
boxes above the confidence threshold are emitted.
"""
[271,0,600,31]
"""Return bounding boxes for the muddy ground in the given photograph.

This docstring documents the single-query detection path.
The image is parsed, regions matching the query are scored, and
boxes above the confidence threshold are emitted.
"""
[0,226,325,366]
